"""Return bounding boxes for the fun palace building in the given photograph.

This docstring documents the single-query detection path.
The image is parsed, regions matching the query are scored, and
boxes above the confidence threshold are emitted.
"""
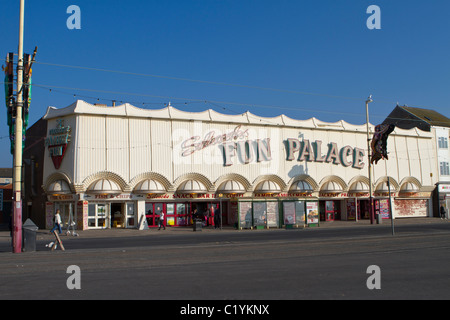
[23,100,438,230]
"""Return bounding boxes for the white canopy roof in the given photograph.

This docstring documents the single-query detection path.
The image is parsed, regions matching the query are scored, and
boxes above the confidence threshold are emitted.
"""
[177,179,207,194]
[217,180,246,194]
[87,179,121,194]
[134,179,166,194]
[42,100,430,136]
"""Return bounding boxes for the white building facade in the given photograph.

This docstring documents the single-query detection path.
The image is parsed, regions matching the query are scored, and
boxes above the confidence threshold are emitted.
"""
[41,100,438,230]
[435,126,450,214]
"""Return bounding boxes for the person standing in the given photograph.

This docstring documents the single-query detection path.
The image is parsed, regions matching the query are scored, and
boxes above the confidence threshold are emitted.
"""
[214,205,221,229]
[51,209,62,234]
[440,205,447,220]
[158,210,166,230]
[193,208,198,222]
[8,212,12,237]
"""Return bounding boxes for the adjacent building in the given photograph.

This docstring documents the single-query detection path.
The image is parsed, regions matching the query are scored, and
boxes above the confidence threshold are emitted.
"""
[24,100,439,230]
[0,169,13,225]
[383,105,450,216]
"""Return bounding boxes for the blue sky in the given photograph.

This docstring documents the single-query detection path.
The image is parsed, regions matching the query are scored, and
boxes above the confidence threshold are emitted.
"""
[1,0,449,168]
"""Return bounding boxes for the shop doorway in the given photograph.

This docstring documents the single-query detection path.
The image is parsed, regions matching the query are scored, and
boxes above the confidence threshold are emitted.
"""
[359,200,371,219]
[190,202,208,226]
[111,203,123,228]
[319,200,341,221]
[54,203,75,228]
[191,201,228,227]
[88,203,107,229]
[109,202,136,228]
[125,203,136,228]
[347,199,371,220]
[145,202,190,227]
[145,202,164,228]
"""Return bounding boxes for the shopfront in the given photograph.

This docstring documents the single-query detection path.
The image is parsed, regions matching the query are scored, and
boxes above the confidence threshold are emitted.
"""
[437,183,450,217]
[374,199,391,219]
[346,198,371,220]
[144,200,228,228]
[346,179,371,220]
[85,201,136,229]
[87,202,107,229]
[394,191,431,218]
[236,184,319,229]
[284,181,319,227]
[317,180,344,221]
[45,179,78,230]
[46,196,76,230]
[237,198,320,229]
[318,200,339,221]
[60,199,138,230]
[45,179,137,230]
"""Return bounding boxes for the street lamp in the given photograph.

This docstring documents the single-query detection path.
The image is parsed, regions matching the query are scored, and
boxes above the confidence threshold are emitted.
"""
[365,95,374,224]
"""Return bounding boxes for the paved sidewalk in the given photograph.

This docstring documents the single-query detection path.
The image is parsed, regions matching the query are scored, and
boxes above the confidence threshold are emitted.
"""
[0,217,447,242]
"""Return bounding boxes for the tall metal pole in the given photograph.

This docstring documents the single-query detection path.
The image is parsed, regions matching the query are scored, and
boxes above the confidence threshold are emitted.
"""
[365,95,374,224]
[12,0,25,253]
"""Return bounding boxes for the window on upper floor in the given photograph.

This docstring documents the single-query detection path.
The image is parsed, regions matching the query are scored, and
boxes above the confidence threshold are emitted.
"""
[438,137,448,149]
[440,162,450,176]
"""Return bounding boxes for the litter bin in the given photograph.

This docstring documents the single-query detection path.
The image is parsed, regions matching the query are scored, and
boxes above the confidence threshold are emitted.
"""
[22,219,39,252]
[376,213,382,225]
[193,219,202,231]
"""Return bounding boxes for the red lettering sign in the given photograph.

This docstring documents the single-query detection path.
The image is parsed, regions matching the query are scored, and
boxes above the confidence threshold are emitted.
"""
[181,125,248,156]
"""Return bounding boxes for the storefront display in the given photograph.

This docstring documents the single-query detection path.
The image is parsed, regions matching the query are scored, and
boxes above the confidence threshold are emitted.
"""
[306,202,319,225]
[239,202,253,229]
[266,202,279,227]
[347,199,357,220]
[375,199,391,219]
[253,202,267,228]
[437,183,450,217]
[282,200,317,227]
[346,199,371,220]
[283,202,295,225]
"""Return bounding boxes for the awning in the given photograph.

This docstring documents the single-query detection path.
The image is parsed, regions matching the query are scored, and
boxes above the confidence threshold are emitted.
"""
[217,180,246,194]
[87,179,121,194]
[177,179,207,194]
[255,180,281,194]
[400,182,418,193]
[134,179,166,194]
[348,181,369,193]
[47,179,72,195]
[289,180,313,193]
[320,181,342,193]
[375,181,395,193]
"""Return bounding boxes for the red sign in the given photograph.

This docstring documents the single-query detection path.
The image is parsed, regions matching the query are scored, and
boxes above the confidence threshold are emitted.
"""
[45,120,71,169]
[181,125,248,156]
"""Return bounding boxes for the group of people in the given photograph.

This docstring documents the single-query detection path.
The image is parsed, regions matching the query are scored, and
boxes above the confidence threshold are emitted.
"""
[154,205,222,230]
[192,206,222,229]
